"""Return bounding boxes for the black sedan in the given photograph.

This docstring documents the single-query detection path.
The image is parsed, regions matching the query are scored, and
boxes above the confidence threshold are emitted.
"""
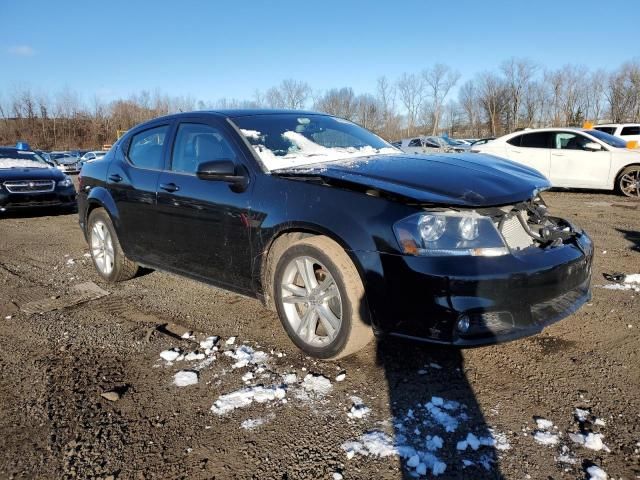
[0,148,76,212]
[77,110,593,359]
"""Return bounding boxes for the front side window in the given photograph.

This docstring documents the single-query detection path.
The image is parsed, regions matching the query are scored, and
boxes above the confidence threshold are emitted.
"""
[232,114,397,171]
[128,125,168,170]
[553,132,593,150]
[171,123,237,174]
[585,130,627,148]
[519,132,551,149]
[408,138,422,147]
[621,126,640,136]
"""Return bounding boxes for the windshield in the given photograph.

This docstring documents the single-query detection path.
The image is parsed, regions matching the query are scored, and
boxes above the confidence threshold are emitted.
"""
[231,114,398,171]
[586,129,628,148]
[0,150,50,169]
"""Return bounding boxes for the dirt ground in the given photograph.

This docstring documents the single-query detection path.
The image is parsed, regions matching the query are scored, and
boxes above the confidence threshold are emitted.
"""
[0,189,638,480]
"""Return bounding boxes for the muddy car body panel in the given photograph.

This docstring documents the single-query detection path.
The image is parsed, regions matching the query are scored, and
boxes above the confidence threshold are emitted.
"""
[77,110,593,347]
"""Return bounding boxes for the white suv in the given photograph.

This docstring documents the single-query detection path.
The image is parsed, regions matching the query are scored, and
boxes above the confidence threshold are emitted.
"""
[472,128,640,197]
[594,124,640,143]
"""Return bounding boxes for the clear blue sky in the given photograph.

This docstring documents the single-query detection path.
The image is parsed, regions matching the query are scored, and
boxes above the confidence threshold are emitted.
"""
[1,0,637,104]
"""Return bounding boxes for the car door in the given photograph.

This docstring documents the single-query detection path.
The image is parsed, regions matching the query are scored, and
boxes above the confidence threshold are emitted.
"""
[549,131,612,188]
[154,118,253,292]
[106,123,170,262]
[503,132,552,178]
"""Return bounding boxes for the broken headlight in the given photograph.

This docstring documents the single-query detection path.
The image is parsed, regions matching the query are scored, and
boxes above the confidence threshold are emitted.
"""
[393,211,509,257]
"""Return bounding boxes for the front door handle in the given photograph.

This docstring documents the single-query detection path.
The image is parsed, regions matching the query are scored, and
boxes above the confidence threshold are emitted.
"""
[551,152,565,157]
[159,182,180,193]
[108,174,122,182]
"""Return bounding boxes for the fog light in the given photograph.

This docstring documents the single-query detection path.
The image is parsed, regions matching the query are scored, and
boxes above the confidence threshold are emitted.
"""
[456,315,470,333]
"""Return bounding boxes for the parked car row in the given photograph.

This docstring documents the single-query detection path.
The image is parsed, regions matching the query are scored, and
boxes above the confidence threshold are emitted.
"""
[393,136,470,154]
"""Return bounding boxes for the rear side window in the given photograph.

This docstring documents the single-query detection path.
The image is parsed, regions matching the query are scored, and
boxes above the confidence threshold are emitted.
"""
[621,126,640,136]
[519,132,551,148]
[408,138,422,147]
[506,135,521,146]
[594,126,616,135]
[128,125,168,170]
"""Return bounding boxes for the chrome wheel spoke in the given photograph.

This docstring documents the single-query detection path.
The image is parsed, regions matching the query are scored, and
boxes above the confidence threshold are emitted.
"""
[316,304,340,338]
[281,255,343,347]
[295,258,318,293]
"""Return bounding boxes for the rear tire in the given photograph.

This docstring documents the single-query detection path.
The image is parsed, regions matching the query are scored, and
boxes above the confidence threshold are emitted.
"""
[87,208,139,282]
[272,235,373,360]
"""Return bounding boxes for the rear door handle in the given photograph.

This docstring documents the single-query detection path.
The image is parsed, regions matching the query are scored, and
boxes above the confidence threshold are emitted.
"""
[551,152,565,157]
[159,182,180,193]
[108,174,122,182]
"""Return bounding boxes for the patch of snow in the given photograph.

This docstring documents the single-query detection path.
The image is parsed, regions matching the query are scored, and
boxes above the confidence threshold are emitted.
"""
[569,432,609,451]
[425,400,459,432]
[429,363,442,369]
[348,396,371,419]
[240,413,275,430]
[335,372,346,382]
[575,408,590,422]
[211,385,286,415]
[225,336,236,345]
[533,431,560,446]
[586,465,608,480]
[184,352,205,361]
[174,370,198,387]
[242,371,254,382]
[535,418,554,430]
[160,349,181,362]
[332,473,343,480]
[594,418,606,426]
[224,345,268,369]
[0,158,50,169]
[301,373,332,396]
[181,331,193,339]
[281,373,298,385]
[199,336,219,349]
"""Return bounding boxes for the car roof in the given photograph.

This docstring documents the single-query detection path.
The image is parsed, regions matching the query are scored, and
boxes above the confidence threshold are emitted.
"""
[596,123,639,127]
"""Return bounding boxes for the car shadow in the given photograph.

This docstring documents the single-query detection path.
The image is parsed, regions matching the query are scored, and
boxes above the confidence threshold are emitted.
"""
[350,285,504,478]
[616,228,640,252]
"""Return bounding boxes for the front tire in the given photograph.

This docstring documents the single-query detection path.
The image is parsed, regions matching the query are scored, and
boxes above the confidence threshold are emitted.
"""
[273,236,373,360]
[617,166,640,198]
[87,208,139,282]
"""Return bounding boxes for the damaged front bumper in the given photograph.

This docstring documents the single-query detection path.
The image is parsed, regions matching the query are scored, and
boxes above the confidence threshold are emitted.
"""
[365,231,593,346]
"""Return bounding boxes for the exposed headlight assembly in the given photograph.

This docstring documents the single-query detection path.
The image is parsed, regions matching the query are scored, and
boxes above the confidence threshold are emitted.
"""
[393,211,508,257]
[57,176,73,187]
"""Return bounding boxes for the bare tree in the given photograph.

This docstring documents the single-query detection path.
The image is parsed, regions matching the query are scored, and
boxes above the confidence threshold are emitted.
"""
[396,73,425,137]
[313,87,357,120]
[477,72,507,136]
[266,79,311,109]
[422,64,460,135]
[501,58,537,131]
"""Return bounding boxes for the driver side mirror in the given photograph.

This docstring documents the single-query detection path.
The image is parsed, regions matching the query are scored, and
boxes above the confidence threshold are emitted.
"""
[196,159,249,191]
[583,142,602,152]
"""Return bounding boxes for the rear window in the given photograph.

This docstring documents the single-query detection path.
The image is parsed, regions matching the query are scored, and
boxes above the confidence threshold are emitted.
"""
[127,125,169,170]
[594,126,616,135]
[621,126,640,136]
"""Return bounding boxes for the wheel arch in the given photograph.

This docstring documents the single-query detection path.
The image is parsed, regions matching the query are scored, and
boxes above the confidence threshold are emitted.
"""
[613,163,640,192]
[258,223,368,311]
[84,187,121,238]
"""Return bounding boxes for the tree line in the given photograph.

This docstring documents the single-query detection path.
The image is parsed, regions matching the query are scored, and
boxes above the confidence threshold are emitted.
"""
[1,57,639,150]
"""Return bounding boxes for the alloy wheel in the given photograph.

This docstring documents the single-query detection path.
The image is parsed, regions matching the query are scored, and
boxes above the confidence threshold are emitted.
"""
[280,256,343,347]
[90,220,115,275]
[619,167,640,197]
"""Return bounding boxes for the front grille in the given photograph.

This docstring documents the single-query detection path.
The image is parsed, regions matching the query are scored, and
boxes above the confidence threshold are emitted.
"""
[497,215,535,250]
[4,180,56,193]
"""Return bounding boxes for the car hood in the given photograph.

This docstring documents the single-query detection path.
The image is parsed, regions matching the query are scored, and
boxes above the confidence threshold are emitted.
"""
[277,153,551,207]
[0,167,65,181]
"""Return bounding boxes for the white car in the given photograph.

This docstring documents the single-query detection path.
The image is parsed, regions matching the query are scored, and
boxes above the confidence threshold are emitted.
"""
[593,123,640,143]
[80,151,107,163]
[472,128,640,197]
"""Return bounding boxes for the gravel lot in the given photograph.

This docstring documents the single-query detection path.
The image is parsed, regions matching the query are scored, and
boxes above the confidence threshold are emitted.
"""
[0,189,639,480]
